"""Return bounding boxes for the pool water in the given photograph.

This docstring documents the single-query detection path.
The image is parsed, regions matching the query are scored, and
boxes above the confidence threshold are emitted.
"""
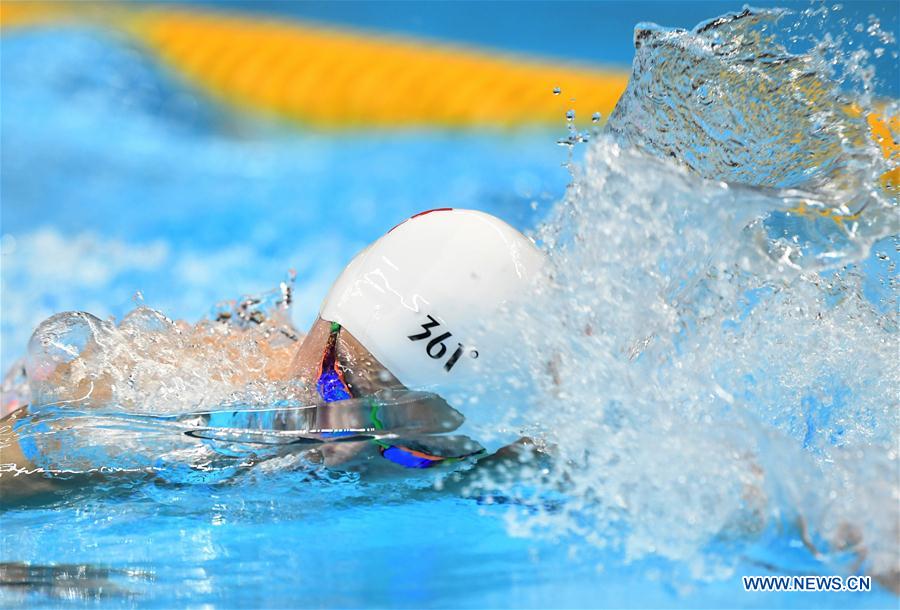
[2,2,898,609]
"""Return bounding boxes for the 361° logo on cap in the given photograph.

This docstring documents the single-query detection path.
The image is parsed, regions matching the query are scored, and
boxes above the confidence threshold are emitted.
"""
[408,315,478,372]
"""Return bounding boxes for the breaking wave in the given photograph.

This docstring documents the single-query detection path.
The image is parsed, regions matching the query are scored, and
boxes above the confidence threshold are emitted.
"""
[469,6,898,588]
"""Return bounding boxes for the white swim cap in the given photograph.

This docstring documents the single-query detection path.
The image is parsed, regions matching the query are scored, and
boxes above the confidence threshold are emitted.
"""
[320,208,546,391]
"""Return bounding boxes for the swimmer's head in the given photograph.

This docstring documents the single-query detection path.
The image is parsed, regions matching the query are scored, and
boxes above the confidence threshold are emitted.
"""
[320,208,547,393]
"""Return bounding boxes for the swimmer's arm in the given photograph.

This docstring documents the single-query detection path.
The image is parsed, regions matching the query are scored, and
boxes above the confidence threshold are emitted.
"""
[34,322,300,410]
[436,437,556,496]
[0,408,59,499]
[795,515,900,595]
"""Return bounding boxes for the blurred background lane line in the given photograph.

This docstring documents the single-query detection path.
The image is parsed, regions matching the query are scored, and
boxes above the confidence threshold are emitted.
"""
[1,0,629,128]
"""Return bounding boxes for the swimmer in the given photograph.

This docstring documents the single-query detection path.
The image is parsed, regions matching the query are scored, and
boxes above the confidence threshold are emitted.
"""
[1,209,548,482]
[2,209,896,593]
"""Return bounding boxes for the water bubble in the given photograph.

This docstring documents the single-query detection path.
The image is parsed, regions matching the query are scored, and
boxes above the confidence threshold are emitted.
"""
[120,306,175,333]
[592,112,601,123]
[26,311,109,404]
[552,87,561,95]
[566,109,575,121]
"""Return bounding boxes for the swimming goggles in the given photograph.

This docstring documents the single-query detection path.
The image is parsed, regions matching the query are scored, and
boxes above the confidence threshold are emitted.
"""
[316,322,475,469]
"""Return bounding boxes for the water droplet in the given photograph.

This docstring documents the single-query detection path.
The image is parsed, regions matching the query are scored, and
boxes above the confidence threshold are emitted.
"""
[566,109,575,121]
[592,112,602,123]
[552,87,561,95]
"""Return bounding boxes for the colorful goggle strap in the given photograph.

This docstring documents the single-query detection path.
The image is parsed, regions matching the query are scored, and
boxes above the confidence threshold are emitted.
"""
[316,322,353,403]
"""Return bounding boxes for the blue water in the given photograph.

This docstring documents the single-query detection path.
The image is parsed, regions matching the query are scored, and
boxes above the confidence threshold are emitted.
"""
[2,3,898,609]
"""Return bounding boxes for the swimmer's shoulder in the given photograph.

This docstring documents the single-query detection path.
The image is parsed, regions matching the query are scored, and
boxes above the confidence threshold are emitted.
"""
[0,407,58,500]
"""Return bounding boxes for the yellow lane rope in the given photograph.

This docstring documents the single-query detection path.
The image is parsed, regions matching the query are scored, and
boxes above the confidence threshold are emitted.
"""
[0,2,628,128]
[129,9,629,128]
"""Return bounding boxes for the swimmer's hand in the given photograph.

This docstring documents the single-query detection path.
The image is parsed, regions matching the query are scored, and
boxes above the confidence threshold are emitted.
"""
[435,437,557,495]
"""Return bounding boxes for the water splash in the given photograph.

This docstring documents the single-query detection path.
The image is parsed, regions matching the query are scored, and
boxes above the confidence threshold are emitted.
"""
[464,7,899,589]
[21,280,304,415]
[608,7,897,269]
